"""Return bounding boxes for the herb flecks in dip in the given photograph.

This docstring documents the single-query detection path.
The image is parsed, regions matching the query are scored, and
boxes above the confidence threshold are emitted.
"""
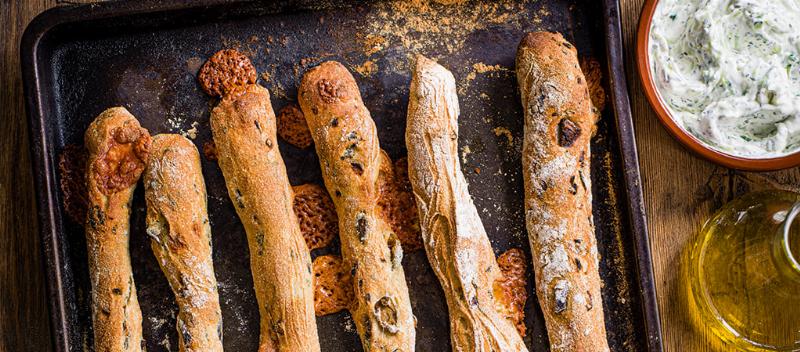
[650,0,800,158]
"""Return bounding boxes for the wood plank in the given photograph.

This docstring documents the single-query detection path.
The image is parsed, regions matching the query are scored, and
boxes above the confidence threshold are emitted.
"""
[619,0,800,351]
[0,1,57,351]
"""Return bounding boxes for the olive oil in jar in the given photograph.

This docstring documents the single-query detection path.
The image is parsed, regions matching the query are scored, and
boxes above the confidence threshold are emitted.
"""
[687,190,800,351]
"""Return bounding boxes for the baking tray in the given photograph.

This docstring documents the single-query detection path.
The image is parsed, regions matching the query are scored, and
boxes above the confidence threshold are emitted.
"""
[21,0,663,351]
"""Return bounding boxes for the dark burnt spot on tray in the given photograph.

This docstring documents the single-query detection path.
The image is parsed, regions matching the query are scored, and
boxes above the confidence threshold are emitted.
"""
[202,141,217,161]
[317,79,341,103]
[58,144,89,224]
[198,49,257,98]
[277,103,313,149]
[557,118,581,148]
[93,125,150,195]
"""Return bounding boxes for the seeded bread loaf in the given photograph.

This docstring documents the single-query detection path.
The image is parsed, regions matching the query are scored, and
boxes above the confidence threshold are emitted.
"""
[299,61,416,352]
[211,83,320,352]
[143,134,223,351]
[405,55,528,352]
[516,31,609,352]
[84,107,150,352]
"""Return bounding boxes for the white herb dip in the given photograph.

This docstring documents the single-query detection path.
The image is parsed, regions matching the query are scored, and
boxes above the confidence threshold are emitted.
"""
[649,0,800,158]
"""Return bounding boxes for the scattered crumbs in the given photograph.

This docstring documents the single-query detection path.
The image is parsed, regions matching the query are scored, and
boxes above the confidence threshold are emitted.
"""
[149,316,168,331]
[261,71,271,82]
[492,126,514,147]
[343,314,355,332]
[465,71,477,84]
[159,335,171,351]
[473,62,509,74]
[182,121,200,140]
[460,145,472,164]
[166,115,184,131]
[479,92,490,99]
[359,0,540,59]
[474,167,481,174]
[354,60,378,77]
[460,62,511,94]
[362,34,388,56]
[248,35,259,43]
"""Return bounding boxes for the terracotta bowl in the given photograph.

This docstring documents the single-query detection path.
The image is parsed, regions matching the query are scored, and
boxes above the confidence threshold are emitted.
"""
[636,0,800,171]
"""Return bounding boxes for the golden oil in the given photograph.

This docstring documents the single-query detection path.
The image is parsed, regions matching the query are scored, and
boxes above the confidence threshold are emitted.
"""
[686,190,800,351]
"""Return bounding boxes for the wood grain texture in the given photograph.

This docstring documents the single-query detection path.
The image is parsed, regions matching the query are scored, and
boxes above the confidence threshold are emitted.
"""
[4,1,797,351]
[0,0,56,351]
[619,1,800,351]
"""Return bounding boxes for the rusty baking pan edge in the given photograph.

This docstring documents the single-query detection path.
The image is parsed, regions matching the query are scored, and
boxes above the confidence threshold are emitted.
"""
[601,0,663,350]
[21,0,664,351]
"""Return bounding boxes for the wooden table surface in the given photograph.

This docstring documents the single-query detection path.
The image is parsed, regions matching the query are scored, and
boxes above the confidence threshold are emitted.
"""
[1,0,796,351]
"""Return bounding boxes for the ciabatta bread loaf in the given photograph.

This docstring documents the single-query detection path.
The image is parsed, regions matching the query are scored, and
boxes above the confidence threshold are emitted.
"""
[84,107,149,352]
[516,31,609,352]
[406,55,529,352]
[299,61,416,352]
[211,84,320,352]
[144,134,223,351]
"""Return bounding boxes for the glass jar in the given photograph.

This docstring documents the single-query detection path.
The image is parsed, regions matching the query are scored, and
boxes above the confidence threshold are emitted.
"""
[687,190,800,351]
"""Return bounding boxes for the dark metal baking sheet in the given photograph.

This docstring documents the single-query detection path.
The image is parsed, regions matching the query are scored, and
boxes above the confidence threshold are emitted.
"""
[21,0,663,351]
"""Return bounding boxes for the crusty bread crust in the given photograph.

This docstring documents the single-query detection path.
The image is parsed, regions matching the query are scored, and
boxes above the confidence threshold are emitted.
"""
[84,107,148,352]
[299,61,416,352]
[405,55,528,352]
[516,32,609,352]
[144,134,223,351]
[211,84,320,352]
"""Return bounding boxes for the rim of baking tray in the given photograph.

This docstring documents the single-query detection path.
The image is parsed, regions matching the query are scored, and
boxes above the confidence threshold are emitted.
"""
[19,1,665,351]
[636,0,800,171]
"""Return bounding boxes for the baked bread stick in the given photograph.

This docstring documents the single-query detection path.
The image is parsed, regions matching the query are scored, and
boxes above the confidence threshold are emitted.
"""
[143,134,223,351]
[406,55,528,352]
[299,61,416,352]
[516,32,609,351]
[211,83,320,352]
[84,107,150,352]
